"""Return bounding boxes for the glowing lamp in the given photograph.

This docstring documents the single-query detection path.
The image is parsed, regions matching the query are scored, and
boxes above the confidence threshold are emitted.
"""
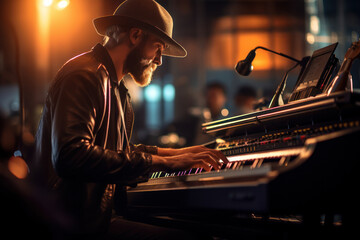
[43,0,53,7]
[57,0,69,10]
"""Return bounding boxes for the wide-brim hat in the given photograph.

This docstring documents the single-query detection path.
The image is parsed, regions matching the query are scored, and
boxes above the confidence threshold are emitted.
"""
[93,0,187,58]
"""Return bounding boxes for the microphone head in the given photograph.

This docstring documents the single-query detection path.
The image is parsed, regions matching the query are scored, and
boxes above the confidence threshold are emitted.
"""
[235,50,256,76]
[235,60,253,76]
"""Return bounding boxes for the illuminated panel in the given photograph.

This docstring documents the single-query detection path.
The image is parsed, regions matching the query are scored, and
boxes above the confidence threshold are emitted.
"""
[205,15,297,71]
[206,33,234,68]
[236,32,272,71]
[163,84,175,102]
[144,84,161,129]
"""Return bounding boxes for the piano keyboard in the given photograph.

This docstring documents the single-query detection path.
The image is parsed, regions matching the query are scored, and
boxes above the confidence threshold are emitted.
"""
[135,164,271,188]
[135,146,303,190]
[139,115,359,189]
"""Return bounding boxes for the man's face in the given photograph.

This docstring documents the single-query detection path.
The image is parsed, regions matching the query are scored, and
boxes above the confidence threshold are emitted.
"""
[125,33,165,87]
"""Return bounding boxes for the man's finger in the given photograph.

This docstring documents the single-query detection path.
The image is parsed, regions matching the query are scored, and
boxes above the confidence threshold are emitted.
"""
[205,150,229,164]
[201,154,221,170]
[200,146,229,164]
[196,160,211,172]
[212,149,229,163]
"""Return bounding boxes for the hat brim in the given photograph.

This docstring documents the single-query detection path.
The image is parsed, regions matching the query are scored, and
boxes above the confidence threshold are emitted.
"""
[93,15,187,58]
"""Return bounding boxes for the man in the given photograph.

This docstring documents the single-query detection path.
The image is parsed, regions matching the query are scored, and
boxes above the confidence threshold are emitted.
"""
[234,85,257,115]
[204,82,228,121]
[165,81,228,146]
[32,0,227,239]
[192,82,228,145]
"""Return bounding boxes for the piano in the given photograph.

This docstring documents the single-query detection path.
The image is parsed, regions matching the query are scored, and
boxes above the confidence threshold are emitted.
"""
[124,42,360,238]
[124,91,360,237]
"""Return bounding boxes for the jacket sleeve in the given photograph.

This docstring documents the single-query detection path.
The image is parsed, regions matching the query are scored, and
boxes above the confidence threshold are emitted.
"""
[49,70,152,183]
[131,143,158,155]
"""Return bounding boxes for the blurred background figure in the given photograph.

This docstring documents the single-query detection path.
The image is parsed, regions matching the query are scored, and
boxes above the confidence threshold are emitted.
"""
[203,82,228,122]
[164,81,229,147]
[234,85,257,115]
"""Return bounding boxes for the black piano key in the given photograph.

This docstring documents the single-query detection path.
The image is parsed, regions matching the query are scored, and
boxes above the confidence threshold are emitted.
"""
[219,163,225,170]
[194,168,203,174]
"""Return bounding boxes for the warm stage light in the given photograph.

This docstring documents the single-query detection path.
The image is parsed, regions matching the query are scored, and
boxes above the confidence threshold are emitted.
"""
[42,0,53,7]
[57,0,69,10]
[37,0,51,71]
[306,33,315,44]
[221,108,229,117]
[8,156,28,179]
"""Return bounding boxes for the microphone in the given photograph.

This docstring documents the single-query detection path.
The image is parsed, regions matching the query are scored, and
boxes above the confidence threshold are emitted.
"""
[235,46,305,76]
[235,49,256,76]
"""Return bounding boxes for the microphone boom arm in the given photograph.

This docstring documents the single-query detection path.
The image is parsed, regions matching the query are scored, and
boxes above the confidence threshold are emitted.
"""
[253,46,303,65]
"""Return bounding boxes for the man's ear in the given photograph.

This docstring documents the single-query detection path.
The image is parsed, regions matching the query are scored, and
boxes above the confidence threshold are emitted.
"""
[129,28,144,46]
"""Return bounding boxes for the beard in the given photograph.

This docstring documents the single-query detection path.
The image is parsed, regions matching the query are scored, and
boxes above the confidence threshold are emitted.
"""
[124,40,157,87]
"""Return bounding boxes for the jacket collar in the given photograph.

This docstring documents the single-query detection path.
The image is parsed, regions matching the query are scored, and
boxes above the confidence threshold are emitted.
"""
[92,43,119,86]
[92,43,130,96]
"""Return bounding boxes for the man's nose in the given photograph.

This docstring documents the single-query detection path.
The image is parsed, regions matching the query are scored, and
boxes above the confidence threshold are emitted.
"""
[153,51,162,66]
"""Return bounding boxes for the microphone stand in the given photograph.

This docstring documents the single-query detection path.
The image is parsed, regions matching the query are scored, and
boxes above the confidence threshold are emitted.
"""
[268,62,300,108]
[268,55,310,108]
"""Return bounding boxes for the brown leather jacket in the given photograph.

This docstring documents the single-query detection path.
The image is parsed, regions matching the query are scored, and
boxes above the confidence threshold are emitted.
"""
[32,44,156,235]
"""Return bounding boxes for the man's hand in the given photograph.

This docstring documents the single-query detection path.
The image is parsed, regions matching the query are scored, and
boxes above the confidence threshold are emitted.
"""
[152,145,228,172]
